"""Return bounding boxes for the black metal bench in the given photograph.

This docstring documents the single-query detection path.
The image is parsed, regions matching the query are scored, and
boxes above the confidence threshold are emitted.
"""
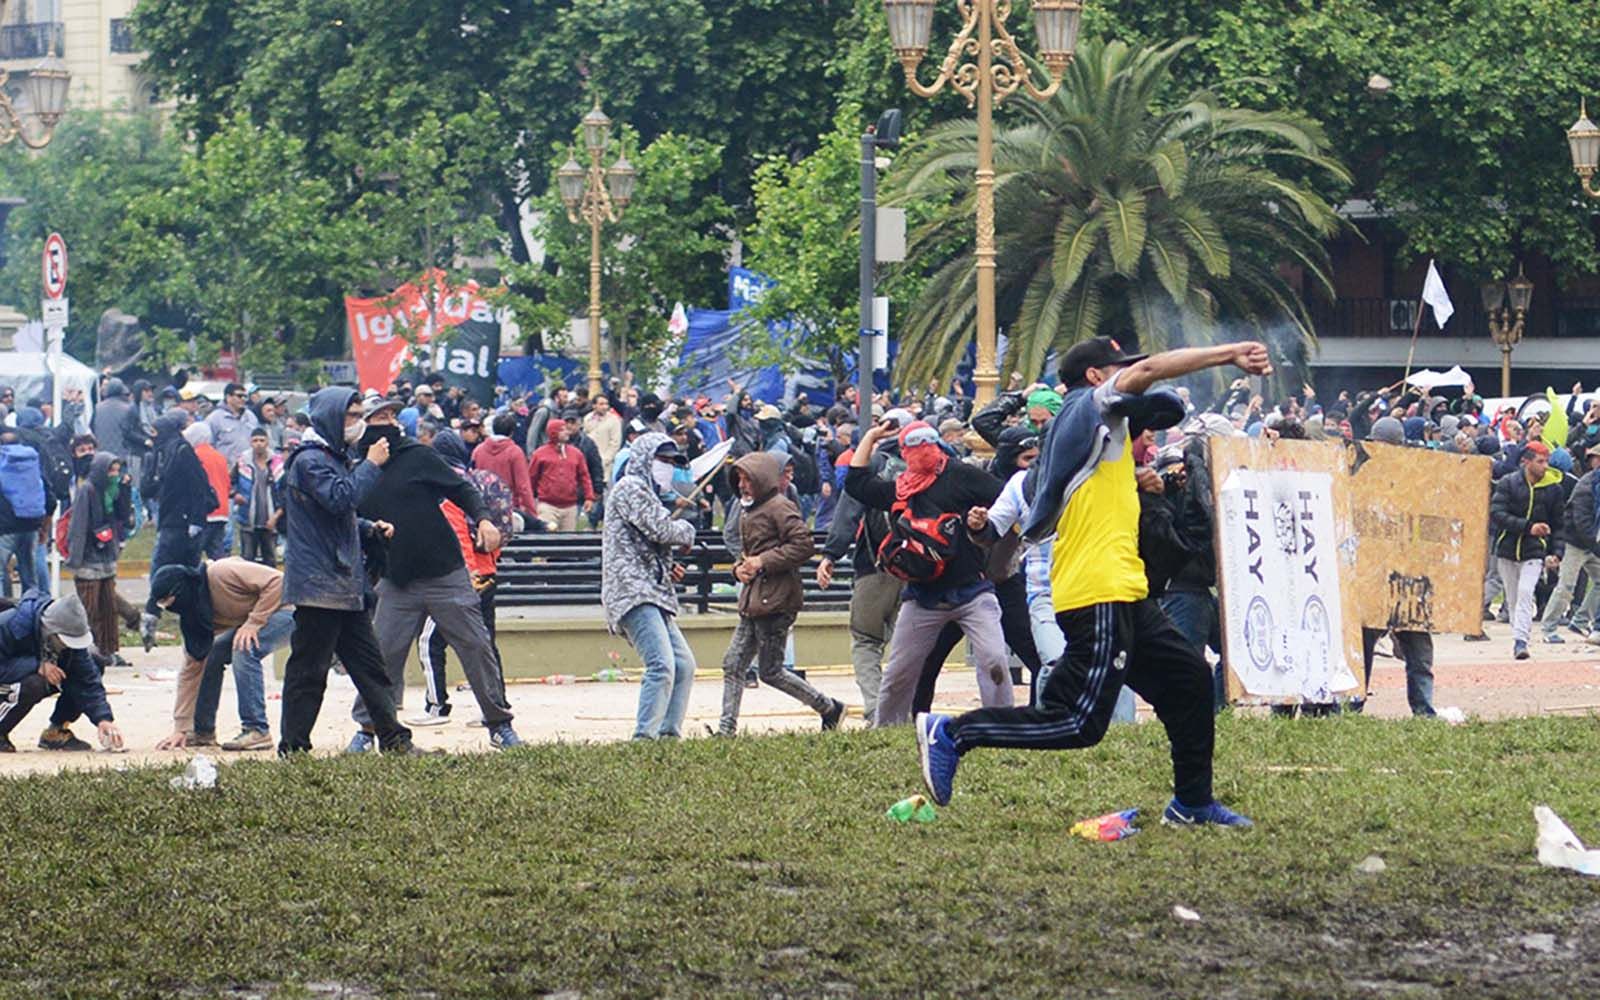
[495,530,856,612]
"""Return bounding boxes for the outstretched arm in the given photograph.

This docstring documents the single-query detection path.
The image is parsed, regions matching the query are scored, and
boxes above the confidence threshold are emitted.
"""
[1115,342,1272,396]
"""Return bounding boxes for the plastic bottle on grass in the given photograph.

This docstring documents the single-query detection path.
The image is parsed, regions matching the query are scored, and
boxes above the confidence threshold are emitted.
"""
[886,795,937,823]
[594,668,625,682]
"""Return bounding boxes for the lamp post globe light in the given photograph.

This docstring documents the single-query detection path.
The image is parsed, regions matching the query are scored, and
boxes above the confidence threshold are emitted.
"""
[1482,265,1533,398]
[0,0,70,149]
[1570,98,1600,200]
[882,0,1082,406]
[561,101,635,397]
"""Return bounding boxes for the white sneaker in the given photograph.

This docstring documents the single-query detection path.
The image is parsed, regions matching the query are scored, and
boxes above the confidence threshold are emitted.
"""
[405,710,451,728]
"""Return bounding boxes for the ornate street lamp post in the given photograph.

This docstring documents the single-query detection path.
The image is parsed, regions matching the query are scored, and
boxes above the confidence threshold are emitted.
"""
[557,102,636,397]
[1481,266,1534,398]
[0,1,69,149]
[1569,99,1600,200]
[882,0,1082,406]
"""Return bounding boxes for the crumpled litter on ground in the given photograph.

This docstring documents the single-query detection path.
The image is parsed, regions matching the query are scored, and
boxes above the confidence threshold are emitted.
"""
[1535,805,1600,876]
[170,755,218,791]
[1172,905,1201,922]
[1437,706,1467,725]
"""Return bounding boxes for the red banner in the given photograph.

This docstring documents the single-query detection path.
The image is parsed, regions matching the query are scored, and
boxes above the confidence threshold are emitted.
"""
[345,271,496,393]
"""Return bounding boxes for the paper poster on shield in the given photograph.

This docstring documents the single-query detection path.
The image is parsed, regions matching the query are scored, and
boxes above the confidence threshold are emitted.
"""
[1217,468,1358,701]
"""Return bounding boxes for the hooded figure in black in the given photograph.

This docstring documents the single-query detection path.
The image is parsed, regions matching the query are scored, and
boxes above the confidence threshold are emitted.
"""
[345,404,522,749]
[144,411,214,585]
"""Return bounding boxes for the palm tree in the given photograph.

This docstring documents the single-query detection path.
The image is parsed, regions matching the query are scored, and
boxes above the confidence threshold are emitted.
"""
[884,37,1351,388]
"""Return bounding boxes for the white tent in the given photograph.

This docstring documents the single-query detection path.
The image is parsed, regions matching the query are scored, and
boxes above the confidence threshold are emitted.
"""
[0,350,97,424]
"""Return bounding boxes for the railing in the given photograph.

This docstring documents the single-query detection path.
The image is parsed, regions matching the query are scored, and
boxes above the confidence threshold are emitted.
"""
[109,18,137,55]
[1308,296,1486,339]
[0,22,63,60]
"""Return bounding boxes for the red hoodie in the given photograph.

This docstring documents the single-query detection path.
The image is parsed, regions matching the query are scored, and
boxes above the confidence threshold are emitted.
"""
[528,440,594,509]
[473,436,535,512]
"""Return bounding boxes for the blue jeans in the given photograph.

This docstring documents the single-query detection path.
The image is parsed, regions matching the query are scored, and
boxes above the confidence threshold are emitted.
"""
[194,608,295,734]
[0,531,37,599]
[1159,590,1220,710]
[622,603,697,739]
[1028,592,1134,723]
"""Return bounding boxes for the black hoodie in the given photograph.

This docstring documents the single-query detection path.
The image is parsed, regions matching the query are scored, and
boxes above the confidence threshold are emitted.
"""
[356,433,490,587]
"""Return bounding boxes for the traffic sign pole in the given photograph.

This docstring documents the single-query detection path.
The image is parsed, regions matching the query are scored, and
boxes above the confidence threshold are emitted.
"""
[43,233,66,598]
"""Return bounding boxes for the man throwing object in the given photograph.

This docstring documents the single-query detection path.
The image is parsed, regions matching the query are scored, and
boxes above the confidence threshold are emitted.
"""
[917,337,1269,828]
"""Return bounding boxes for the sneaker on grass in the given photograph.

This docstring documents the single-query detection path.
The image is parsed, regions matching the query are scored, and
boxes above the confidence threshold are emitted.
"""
[345,730,377,754]
[405,708,450,728]
[1161,798,1254,829]
[221,729,272,752]
[821,699,845,732]
[488,722,523,750]
[915,712,960,807]
[38,726,92,752]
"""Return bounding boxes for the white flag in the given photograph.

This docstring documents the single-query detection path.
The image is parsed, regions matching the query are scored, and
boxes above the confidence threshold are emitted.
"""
[1422,259,1454,329]
[668,301,689,337]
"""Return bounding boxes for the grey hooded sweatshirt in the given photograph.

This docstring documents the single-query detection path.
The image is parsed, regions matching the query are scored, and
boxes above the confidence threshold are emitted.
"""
[601,432,697,632]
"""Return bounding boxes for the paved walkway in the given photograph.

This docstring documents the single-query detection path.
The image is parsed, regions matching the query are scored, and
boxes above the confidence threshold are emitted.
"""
[3,623,1598,778]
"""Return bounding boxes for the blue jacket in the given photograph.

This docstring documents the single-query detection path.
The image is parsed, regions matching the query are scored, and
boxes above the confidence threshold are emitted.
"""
[1022,379,1185,544]
[281,388,382,611]
[0,591,112,723]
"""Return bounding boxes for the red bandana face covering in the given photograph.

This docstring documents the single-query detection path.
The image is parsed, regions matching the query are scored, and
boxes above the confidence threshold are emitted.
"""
[896,421,949,500]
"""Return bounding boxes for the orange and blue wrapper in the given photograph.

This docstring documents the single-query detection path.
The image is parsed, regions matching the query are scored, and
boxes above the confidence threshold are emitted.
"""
[1069,808,1140,842]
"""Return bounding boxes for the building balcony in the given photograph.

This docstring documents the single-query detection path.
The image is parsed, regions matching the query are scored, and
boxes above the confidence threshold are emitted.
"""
[0,22,63,61]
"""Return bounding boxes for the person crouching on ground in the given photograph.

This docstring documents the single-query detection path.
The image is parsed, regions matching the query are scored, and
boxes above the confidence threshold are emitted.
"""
[718,452,845,736]
[0,592,123,752]
[602,433,699,739]
[150,558,295,752]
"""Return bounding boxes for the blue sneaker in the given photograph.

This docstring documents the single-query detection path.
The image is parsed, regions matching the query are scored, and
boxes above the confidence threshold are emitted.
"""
[915,712,960,807]
[488,722,523,750]
[1161,798,1254,829]
[344,731,376,755]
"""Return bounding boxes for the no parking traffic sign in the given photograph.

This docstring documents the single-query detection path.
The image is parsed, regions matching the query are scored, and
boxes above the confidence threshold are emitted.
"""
[42,232,67,300]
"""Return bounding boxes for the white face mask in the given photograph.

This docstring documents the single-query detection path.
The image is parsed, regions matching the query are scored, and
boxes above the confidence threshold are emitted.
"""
[651,459,676,493]
[344,418,366,445]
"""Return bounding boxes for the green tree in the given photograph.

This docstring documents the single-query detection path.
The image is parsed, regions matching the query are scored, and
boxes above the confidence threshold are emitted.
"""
[112,115,363,371]
[0,112,185,359]
[742,108,934,383]
[508,131,734,385]
[886,38,1350,388]
[1080,0,1600,279]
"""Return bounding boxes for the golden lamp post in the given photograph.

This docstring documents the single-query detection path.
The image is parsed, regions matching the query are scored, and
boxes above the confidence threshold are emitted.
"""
[1569,98,1600,200]
[557,103,637,397]
[882,0,1083,406]
[1480,266,1534,398]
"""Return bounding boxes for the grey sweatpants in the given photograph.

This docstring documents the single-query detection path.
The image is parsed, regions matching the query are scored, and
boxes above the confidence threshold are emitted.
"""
[849,572,902,725]
[352,567,513,729]
[874,590,1014,727]
[720,611,831,734]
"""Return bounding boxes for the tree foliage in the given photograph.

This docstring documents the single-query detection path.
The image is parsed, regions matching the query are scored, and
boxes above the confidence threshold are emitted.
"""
[0,113,184,359]
[510,131,734,385]
[1081,0,1600,279]
[886,38,1350,388]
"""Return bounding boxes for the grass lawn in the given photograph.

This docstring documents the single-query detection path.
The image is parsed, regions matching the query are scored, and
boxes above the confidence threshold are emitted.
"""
[6,715,1600,999]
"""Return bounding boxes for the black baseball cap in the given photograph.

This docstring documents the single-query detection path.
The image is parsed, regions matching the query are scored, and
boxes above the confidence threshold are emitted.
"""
[653,440,689,466]
[1059,336,1147,387]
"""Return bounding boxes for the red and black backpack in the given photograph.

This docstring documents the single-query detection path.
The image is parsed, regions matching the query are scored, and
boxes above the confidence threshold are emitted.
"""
[875,498,962,583]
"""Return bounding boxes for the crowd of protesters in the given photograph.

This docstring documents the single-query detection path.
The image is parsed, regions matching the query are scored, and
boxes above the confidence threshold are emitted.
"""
[0,354,1595,821]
